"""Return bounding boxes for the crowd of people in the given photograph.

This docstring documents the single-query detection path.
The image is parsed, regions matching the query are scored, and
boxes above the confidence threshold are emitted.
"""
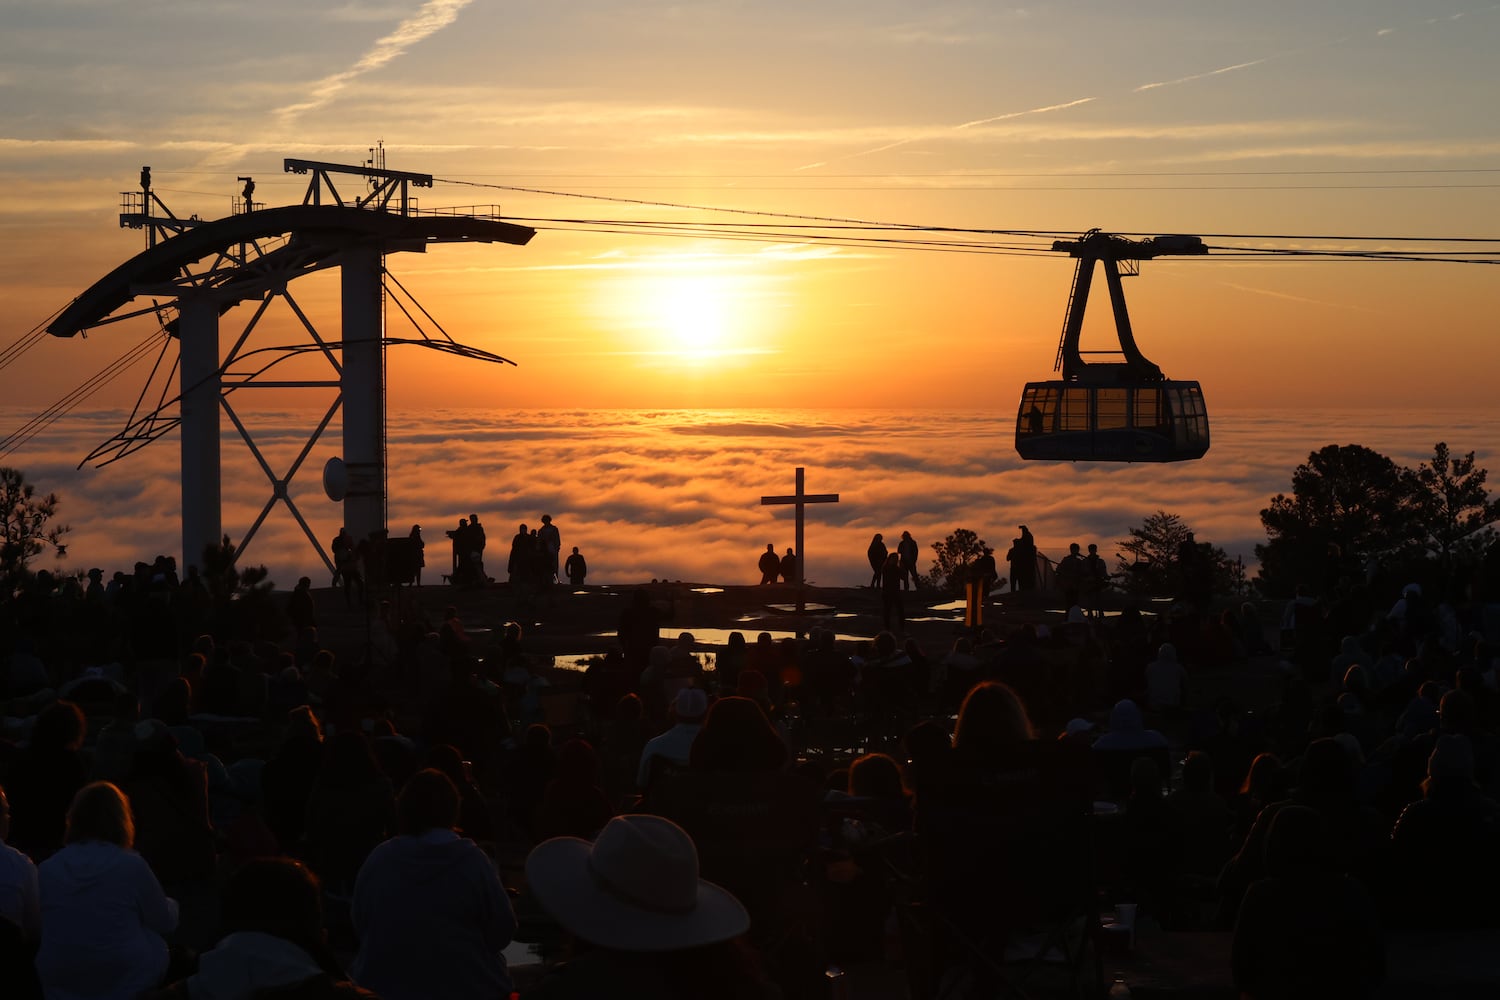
[1,542,1499,999]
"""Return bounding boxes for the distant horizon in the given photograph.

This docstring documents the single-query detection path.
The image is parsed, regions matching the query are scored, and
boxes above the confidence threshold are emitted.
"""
[6,405,1495,595]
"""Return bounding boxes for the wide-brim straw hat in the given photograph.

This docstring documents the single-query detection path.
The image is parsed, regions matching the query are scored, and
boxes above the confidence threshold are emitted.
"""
[525,814,748,952]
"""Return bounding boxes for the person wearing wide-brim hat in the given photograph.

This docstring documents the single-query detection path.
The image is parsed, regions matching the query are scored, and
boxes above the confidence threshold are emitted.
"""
[523,814,777,999]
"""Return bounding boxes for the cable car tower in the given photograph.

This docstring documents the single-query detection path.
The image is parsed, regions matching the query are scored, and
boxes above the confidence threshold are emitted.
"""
[47,150,535,573]
[1014,229,1210,462]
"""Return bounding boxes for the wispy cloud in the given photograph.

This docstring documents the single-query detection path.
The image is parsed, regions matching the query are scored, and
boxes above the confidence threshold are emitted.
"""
[276,0,474,120]
[1215,281,1385,314]
[1165,138,1500,164]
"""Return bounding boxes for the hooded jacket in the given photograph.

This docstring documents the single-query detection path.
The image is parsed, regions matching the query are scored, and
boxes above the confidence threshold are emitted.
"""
[348,831,515,1000]
[35,840,178,1000]
[1092,699,1169,752]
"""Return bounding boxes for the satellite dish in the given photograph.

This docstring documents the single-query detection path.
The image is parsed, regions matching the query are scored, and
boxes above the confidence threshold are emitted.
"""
[323,456,348,502]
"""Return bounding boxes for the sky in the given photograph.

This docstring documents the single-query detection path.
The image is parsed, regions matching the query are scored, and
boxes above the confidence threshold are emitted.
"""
[2,2,1499,580]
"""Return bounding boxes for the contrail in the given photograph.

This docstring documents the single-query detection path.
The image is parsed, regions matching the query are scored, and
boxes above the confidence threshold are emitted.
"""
[955,97,1099,129]
[277,0,474,119]
[1134,59,1269,93]
[796,97,1096,171]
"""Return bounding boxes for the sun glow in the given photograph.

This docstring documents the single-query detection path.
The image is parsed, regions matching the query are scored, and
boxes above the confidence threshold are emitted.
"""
[660,276,733,355]
[630,271,759,362]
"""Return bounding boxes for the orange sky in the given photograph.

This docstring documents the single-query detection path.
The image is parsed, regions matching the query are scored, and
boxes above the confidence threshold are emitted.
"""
[3,3,1499,416]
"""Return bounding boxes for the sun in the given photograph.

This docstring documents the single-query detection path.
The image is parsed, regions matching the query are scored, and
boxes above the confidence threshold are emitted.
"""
[651,275,735,357]
[663,277,733,354]
[595,257,779,372]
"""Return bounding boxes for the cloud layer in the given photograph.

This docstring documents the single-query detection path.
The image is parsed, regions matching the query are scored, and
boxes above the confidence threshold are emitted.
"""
[9,406,1494,592]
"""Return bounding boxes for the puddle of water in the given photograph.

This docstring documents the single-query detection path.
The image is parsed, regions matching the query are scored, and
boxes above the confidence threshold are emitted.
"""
[553,625,880,670]
[691,587,725,594]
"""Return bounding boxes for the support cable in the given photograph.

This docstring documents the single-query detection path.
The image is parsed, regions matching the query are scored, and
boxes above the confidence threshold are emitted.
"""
[0,329,170,460]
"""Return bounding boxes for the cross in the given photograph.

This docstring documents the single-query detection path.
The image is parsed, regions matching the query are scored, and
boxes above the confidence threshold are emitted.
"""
[761,466,840,611]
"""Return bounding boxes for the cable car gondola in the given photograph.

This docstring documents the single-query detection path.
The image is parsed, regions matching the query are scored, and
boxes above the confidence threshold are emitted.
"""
[1015,230,1210,463]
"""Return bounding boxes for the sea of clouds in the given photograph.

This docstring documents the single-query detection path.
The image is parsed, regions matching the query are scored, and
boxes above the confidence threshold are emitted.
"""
[7,406,1497,592]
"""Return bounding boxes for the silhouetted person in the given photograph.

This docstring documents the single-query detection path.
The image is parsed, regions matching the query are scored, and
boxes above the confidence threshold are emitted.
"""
[1177,530,1209,610]
[36,782,178,1000]
[867,533,887,588]
[1231,805,1385,1000]
[447,518,472,584]
[565,546,588,587]
[779,547,797,584]
[0,785,39,941]
[523,815,772,1000]
[332,526,363,606]
[302,732,395,895]
[1085,542,1109,614]
[1007,525,1037,593]
[5,700,89,861]
[1387,733,1500,928]
[897,530,919,591]
[409,524,425,585]
[617,589,673,675]
[757,544,779,585]
[287,575,316,632]
[468,514,487,580]
[239,175,254,213]
[1057,542,1086,608]
[881,552,905,633]
[537,514,561,584]
[351,769,517,1000]
[160,857,375,999]
[508,523,532,584]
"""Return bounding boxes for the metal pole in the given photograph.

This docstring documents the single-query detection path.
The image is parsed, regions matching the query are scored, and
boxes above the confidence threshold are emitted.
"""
[341,242,386,550]
[178,295,221,572]
[794,467,806,613]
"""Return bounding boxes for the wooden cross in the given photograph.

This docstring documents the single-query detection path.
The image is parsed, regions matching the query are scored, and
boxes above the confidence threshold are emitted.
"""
[761,466,839,610]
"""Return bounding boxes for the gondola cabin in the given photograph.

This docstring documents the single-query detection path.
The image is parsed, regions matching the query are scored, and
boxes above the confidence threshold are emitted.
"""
[1013,230,1211,463]
[1015,380,1209,462]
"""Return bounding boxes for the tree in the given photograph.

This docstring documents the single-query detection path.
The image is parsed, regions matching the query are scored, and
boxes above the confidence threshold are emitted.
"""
[1411,442,1500,574]
[1115,510,1238,599]
[1256,444,1419,597]
[1,467,68,583]
[202,534,284,641]
[1256,441,1500,598]
[929,528,993,593]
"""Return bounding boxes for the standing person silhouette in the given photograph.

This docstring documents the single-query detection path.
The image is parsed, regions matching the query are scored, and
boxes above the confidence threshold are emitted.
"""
[881,551,906,633]
[897,530,920,591]
[537,514,562,584]
[1007,525,1037,594]
[565,546,588,587]
[1057,542,1087,610]
[409,524,425,586]
[507,524,531,584]
[757,544,780,585]
[1084,542,1109,617]
[468,514,487,582]
[867,533,888,588]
